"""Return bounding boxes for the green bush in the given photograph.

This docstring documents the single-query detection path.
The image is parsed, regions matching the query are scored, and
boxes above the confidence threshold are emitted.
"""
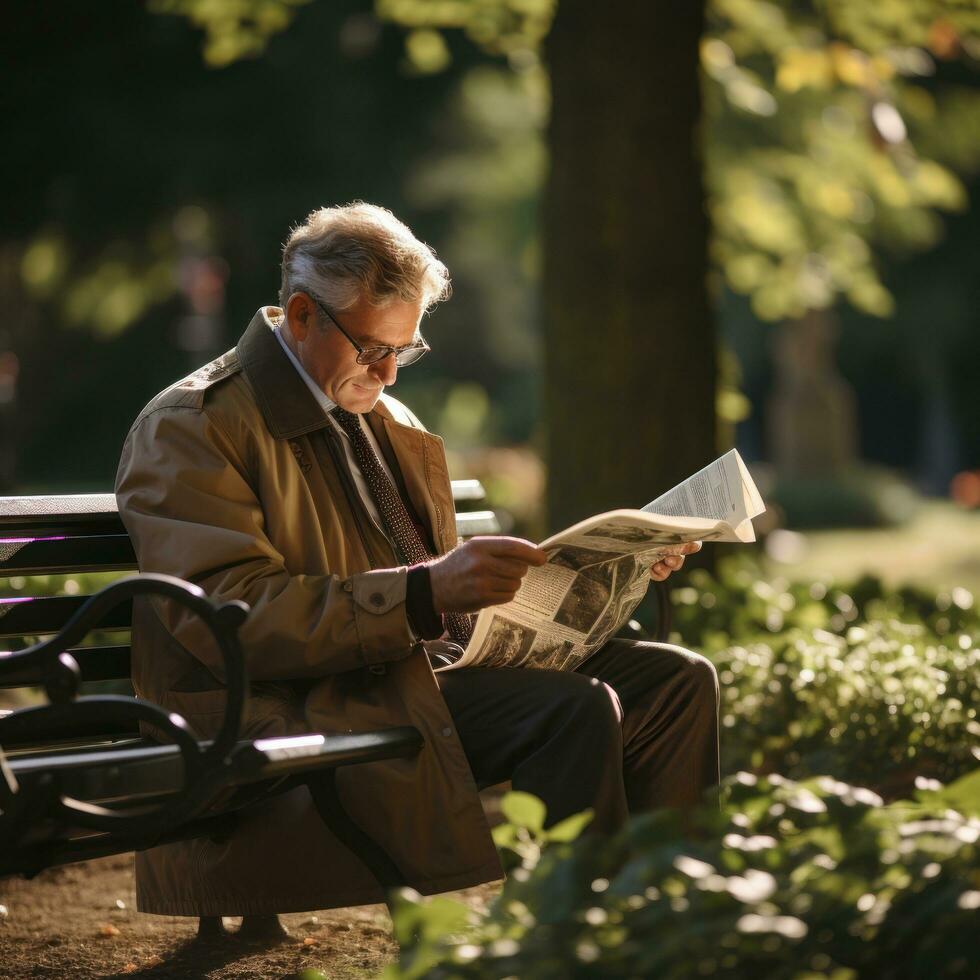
[670,561,979,796]
[385,774,980,979]
[383,567,980,978]
[670,558,978,654]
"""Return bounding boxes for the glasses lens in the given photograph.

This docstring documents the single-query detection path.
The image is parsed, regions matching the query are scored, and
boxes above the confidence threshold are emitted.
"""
[357,348,391,366]
[356,342,429,367]
[395,345,428,367]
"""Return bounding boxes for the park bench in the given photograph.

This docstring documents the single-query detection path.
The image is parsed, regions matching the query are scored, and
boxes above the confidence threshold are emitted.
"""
[0,480,670,888]
[0,481,502,884]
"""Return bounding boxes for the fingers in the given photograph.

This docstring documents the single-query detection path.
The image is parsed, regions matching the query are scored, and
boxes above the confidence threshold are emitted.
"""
[429,537,545,613]
[649,550,690,581]
[680,540,702,555]
[488,562,530,589]
[484,554,538,579]
[473,536,548,566]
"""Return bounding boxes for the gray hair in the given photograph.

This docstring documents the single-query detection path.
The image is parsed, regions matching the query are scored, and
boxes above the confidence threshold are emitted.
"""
[279,202,451,312]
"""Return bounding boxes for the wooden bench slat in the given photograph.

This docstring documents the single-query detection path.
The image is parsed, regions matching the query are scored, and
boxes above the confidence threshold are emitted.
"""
[0,494,123,537]
[0,645,131,688]
[10,741,183,802]
[7,728,423,804]
[0,482,488,534]
[0,535,137,576]
[0,708,137,748]
[455,510,501,537]
[448,479,487,504]
[0,595,132,639]
[0,509,501,646]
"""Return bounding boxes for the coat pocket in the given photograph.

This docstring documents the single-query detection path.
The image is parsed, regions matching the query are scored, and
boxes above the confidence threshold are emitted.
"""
[166,685,305,740]
[164,688,229,739]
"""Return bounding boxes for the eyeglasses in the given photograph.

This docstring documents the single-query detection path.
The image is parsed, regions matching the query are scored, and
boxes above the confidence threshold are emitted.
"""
[306,291,430,367]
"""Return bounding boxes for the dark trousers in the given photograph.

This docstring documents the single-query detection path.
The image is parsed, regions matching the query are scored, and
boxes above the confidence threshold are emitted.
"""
[437,638,720,833]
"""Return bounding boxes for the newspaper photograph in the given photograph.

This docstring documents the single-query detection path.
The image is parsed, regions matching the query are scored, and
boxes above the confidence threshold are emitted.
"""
[438,450,766,673]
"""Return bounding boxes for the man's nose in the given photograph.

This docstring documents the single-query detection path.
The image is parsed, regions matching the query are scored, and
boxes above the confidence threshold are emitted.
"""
[371,353,398,386]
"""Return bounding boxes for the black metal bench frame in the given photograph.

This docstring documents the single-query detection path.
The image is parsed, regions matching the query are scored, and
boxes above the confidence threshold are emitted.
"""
[0,483,500,884]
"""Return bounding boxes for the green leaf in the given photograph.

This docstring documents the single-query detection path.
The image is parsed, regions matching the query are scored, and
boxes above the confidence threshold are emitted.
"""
[937,768,980,817]
[500,791,547,832]
[418,896,471,939]
[492,823,517,848]
[545,809,593,843]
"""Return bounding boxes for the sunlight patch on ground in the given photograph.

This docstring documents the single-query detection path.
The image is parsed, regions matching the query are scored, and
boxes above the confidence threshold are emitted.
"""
[764,502,980,595]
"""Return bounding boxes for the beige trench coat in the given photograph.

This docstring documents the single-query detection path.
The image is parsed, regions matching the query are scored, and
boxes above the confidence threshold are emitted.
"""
[115,307,502,915]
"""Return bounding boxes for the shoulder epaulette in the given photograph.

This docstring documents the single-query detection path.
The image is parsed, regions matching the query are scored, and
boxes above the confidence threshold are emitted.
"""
[134,348,243,423]
[175,347,241,391]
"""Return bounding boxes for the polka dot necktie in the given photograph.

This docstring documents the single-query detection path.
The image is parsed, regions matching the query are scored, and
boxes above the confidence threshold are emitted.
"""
[330,406,472,644]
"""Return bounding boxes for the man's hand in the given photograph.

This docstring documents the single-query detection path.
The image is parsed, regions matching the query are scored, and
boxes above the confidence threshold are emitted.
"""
[649,540,702,582]
[428,536,548,614]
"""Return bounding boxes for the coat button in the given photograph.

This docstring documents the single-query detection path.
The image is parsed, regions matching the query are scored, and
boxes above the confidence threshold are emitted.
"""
[441,726,452,737]
[369,592,385,608]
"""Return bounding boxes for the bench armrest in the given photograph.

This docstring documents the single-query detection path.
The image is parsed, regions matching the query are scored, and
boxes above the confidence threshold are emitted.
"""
[0,574,250,843]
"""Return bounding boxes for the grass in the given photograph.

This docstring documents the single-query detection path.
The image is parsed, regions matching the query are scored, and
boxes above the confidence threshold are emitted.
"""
[762,500,980,596]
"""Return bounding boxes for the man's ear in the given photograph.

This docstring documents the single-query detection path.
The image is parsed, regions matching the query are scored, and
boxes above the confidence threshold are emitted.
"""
[284,292,315,341]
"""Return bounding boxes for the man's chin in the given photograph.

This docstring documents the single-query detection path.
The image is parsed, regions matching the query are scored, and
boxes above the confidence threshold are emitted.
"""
[340,386,384,413]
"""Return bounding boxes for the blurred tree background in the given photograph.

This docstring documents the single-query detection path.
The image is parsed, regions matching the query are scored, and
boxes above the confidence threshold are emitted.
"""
[1,0,978,548]
[3,8,976,972]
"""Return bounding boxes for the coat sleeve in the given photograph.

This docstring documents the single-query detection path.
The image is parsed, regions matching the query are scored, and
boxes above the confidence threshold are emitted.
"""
[115,403,417,682]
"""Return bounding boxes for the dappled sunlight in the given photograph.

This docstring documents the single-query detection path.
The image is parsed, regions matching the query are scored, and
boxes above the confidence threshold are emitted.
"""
[767,501,980,595]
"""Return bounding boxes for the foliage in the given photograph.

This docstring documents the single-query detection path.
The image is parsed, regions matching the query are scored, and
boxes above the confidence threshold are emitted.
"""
[384,0,980,323]
[18,223,182,338]
[395,64,549,450]
[148,0,312,66]
[5,2,488,490]
[150,0,980,323]
[670,555,979,652]
[377,0,555,67]
[385,772,980,979]
[669,558,979,793]
[382,566,980,976]
[148,0,556,68]
[704,0,980,321]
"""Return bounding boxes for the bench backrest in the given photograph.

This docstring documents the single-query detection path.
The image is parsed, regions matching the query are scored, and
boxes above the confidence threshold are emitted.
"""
[0,482,500,690]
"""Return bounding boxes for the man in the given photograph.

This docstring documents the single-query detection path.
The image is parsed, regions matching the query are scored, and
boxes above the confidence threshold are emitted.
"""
[116,203,717,938]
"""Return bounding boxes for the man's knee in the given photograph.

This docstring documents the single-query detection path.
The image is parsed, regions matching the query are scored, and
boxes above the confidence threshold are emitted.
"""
[647,642,719,710]
[553,673,624,734]
[677,648,720,711]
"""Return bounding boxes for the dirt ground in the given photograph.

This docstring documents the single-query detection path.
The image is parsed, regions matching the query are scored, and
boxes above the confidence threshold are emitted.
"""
[0,855,499,980]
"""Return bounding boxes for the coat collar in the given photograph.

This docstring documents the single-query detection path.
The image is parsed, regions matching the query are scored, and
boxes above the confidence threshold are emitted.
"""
[237,307,399,439]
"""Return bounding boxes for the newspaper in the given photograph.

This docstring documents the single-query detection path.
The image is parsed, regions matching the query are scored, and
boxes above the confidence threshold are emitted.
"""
[439,449,765,673]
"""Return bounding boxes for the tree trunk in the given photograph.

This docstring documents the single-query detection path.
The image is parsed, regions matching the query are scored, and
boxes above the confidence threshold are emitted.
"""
[542,0,714,531]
